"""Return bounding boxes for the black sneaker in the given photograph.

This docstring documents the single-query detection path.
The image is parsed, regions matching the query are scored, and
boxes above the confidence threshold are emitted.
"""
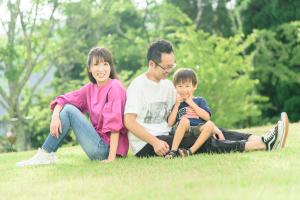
[261,125,278,151]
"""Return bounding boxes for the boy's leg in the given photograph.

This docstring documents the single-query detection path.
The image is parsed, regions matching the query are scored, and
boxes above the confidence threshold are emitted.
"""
[171,117,190,151]
[42,104,108,160]
[189,121,214,153]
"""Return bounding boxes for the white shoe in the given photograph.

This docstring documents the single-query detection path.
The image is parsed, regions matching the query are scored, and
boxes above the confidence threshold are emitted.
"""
[273,121,284,150]
[16,148,57,167]
[280,112,289,148]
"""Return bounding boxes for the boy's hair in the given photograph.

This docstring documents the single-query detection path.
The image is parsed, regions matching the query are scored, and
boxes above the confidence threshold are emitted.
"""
[86,47,118,83]
[147,39,173,64]
[173,68,198,86]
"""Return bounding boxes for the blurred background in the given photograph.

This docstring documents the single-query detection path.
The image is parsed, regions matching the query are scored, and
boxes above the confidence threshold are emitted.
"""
[0,0,299,152]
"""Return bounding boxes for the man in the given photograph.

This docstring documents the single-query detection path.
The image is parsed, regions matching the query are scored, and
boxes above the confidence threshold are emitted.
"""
[124,39,289,157]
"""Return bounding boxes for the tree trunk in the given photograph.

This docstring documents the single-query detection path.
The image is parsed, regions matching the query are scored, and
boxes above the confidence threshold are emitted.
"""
[10,117,30,151]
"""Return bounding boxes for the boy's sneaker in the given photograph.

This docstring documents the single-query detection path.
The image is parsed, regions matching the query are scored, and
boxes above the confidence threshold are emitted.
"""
[16,148,57,167]
[280,112,289,148]
[261,124,278,151]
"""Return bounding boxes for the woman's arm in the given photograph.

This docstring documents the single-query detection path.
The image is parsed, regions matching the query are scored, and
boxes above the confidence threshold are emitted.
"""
[50,104,63,138]
[102,132,119,163]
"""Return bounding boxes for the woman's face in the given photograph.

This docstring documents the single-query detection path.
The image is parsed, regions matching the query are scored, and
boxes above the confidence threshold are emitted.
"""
[89,57,111,85]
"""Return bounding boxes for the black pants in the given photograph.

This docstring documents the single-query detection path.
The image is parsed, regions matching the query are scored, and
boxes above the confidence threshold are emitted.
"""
[136,128,252,157]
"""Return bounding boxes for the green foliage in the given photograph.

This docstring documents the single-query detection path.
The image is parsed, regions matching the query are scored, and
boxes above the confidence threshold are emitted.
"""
[25,78,83,148]
[250,22,300,122]
[167,0,235,37]
[175,28,263,127]
[237,0,300,34]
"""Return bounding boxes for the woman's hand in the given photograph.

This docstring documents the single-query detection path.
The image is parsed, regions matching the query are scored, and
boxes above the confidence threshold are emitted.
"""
[101,157,115,163]
[50,114,62,138]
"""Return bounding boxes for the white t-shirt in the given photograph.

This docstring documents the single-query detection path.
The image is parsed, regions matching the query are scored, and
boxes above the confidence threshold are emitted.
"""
[125,73,176,154]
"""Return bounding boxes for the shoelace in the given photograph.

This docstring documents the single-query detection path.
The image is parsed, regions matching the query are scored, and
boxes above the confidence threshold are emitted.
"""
[263,126,278,142]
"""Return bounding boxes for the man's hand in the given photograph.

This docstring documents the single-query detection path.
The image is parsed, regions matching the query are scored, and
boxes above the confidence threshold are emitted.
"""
[153,139,169,156]
[213,127,225,140]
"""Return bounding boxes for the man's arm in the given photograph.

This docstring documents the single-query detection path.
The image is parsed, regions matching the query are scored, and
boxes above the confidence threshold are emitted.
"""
[124,113,169,156]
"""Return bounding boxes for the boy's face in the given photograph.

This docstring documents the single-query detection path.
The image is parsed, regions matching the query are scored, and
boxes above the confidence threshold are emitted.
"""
[175,80,197,99]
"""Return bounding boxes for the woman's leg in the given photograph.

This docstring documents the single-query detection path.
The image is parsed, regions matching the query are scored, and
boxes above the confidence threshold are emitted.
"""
[42,104,108,160]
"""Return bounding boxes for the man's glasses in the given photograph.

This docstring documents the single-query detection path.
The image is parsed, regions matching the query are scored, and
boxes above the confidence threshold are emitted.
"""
[153,61,176,71]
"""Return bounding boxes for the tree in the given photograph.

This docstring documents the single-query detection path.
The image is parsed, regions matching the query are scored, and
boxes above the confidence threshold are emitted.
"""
[250,22,300,122]
[175,27,263,127]
[237,0,300,34]
[167,0,234,37]
[0,0,59,150]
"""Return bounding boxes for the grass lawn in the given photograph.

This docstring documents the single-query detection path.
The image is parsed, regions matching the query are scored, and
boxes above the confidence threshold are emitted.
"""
[0,123,300,200]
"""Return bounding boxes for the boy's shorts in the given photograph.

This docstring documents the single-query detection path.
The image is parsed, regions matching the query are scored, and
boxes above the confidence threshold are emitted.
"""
[169,122,205,137]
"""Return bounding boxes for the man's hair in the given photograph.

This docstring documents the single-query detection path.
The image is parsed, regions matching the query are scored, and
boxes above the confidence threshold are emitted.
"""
[173,68,198,86]
[147,39,173,63]
[86,47,118,83]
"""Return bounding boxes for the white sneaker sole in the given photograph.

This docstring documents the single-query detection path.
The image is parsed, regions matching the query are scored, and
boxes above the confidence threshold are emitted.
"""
[273,121,283,150]
[280,112,289,148]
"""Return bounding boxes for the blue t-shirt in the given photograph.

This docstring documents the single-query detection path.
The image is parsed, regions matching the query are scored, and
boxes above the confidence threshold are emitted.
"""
[175,97,211,126]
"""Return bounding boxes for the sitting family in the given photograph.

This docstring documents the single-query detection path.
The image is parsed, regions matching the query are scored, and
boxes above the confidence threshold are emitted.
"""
[16,39,289,167]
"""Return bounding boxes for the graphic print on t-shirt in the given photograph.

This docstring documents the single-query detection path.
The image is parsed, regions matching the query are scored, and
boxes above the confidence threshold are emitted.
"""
[177,107,198,119]
[143,102,168,124]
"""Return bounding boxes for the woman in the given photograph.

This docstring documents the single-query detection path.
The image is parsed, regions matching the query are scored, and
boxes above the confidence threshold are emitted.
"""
[16,47,128,167]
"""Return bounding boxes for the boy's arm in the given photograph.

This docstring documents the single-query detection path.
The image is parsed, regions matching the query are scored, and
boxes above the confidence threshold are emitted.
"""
[167,104,180,127]
[124,113,169,156]
[168,94,183,127]
[185,97,210,121]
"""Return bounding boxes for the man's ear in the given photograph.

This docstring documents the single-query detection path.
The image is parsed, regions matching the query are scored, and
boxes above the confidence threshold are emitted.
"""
[149,60,155,68]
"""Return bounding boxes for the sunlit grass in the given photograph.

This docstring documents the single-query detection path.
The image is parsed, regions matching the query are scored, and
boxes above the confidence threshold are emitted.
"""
[0,123,299,200]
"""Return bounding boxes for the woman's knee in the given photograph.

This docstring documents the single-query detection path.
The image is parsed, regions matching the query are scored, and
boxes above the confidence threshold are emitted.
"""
[60,104,80,116]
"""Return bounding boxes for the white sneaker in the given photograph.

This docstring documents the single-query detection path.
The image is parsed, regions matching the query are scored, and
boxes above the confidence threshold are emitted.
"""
[16,148,57,167]
[280,112,289,148]
[273,121,284,150]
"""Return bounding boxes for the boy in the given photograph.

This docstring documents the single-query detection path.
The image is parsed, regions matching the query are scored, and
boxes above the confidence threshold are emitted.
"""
[165,68,215,158]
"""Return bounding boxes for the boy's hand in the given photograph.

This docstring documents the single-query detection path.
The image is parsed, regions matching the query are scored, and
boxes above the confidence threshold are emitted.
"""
[185,96,194,105]
[175,94,184,106]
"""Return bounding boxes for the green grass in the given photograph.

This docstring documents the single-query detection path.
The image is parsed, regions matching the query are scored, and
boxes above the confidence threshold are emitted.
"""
[1,123,300,200]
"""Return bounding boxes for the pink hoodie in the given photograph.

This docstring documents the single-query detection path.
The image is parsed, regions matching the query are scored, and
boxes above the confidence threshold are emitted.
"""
[50,79,128,156]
